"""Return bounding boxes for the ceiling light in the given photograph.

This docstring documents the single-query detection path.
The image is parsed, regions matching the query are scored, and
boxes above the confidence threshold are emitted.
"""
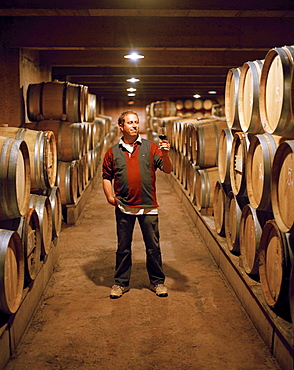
[193,94,201,99]
[208,90,217,94]
[126,77,140,83]
[124,52,144,60]
[127,87,137,92]
[127,93,136,97]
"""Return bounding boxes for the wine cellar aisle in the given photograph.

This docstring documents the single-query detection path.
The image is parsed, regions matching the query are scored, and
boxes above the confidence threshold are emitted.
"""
[5,171,280,370]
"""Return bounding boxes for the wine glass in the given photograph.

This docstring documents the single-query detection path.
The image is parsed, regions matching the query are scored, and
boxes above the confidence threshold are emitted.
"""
[158,126,167,141]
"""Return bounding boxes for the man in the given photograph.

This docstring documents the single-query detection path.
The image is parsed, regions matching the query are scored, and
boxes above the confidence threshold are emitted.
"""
[102,110,172,299]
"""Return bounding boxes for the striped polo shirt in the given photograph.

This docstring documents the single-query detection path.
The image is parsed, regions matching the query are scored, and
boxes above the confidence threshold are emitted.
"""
[102,136,163,209]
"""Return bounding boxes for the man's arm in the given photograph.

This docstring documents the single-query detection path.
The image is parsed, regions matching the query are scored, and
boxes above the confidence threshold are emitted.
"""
[102,178,117,206]
[160,142,173,174]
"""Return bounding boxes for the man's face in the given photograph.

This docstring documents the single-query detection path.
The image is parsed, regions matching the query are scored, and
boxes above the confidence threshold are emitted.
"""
[120,113,139,138]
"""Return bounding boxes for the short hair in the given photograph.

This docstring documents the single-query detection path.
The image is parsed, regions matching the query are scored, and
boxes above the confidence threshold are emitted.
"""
[118,111,139,126]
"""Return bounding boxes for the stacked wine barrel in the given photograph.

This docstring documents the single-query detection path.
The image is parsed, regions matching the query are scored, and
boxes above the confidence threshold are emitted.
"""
[25,81,112,210]
[145,104,226,214]
[215,45,294,323]
[174,98,219,117]
[0,80,112,316]
[0,126,58,315]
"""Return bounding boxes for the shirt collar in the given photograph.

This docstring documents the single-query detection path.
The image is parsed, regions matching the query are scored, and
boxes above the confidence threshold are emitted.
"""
[119,134,142,149]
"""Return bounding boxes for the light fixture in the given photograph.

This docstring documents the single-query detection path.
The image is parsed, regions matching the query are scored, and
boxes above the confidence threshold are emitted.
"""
[126,77,140,83]
[124,52,144,60]
[127,93,136,97]
[208,90,217,94]
[193,94,201,99]
[127,87,137,92]
[128,100,135,105]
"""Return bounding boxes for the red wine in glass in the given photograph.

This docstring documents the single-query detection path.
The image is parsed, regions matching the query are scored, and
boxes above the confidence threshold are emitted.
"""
[158,127,167,141]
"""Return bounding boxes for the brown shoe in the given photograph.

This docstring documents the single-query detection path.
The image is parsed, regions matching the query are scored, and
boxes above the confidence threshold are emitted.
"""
[110,285,130,299]
[150,284,168,297]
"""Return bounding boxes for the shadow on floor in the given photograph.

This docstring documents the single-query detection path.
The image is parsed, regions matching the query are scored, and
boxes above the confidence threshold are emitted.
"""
[82,254,190,292]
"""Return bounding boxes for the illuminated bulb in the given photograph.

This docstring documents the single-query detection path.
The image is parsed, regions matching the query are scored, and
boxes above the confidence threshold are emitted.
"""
[124,52,144,60]
[126,77,140,83]
[127,87,137,92]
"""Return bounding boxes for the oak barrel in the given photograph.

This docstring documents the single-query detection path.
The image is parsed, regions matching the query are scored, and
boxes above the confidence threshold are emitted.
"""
[86,93,97,123]
[27,81,67,122]
[0,127,57,191]
[0,229,24,314]
[46,186,62,239]
[66,82,86,123]
[25,121,82,162]
[238,60,264,134]
[225,67,242,129]
[213,181,227,237]
[239,205,273,276]
[193,99,203,110]
[0,209,41,282]
[29,194,52,257]
[230,131,250,197]
[218,128,234,186]
[271,140,294,233]
[195,167,219,211]
[225,192,248,254]
[21,209,42,281]
[259,46,294,138]
[246,133,282,211]
[259,219,293,312]
[56,161,78,205]
[0,137,31,220]
[195,120,228,168]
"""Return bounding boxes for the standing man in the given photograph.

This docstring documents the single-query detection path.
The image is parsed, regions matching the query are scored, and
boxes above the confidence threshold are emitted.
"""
[102,110,172,299]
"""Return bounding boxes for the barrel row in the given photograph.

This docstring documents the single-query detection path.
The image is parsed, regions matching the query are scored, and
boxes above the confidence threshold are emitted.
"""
[217,127,294,234]
[0,189,61,315]
[146,101,177,118]
[0,122,113,320]
[225,44,294,137]
[174,98,219,118]
[150,116,228,168]
[214,127,294,323]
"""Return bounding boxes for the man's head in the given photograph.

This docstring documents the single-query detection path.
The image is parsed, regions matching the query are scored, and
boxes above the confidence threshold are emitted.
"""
[118,110,139,127]
[118,111,139,143]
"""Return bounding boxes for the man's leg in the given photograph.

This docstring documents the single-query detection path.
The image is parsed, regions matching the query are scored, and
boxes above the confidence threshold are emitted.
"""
[138,214,165,286]
[114,208,136,287]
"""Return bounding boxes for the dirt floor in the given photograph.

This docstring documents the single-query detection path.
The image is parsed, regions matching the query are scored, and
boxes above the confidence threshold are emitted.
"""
[5,171,280,370]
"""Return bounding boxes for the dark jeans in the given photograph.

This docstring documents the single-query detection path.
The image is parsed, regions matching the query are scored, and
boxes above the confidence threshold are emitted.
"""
[114,207,165,287]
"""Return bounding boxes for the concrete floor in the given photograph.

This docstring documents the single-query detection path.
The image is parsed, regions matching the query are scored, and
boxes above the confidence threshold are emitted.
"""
[5,171,280,370]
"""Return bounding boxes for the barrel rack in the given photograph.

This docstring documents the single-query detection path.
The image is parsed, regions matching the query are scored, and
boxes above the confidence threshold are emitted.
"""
[168,172,293,370]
